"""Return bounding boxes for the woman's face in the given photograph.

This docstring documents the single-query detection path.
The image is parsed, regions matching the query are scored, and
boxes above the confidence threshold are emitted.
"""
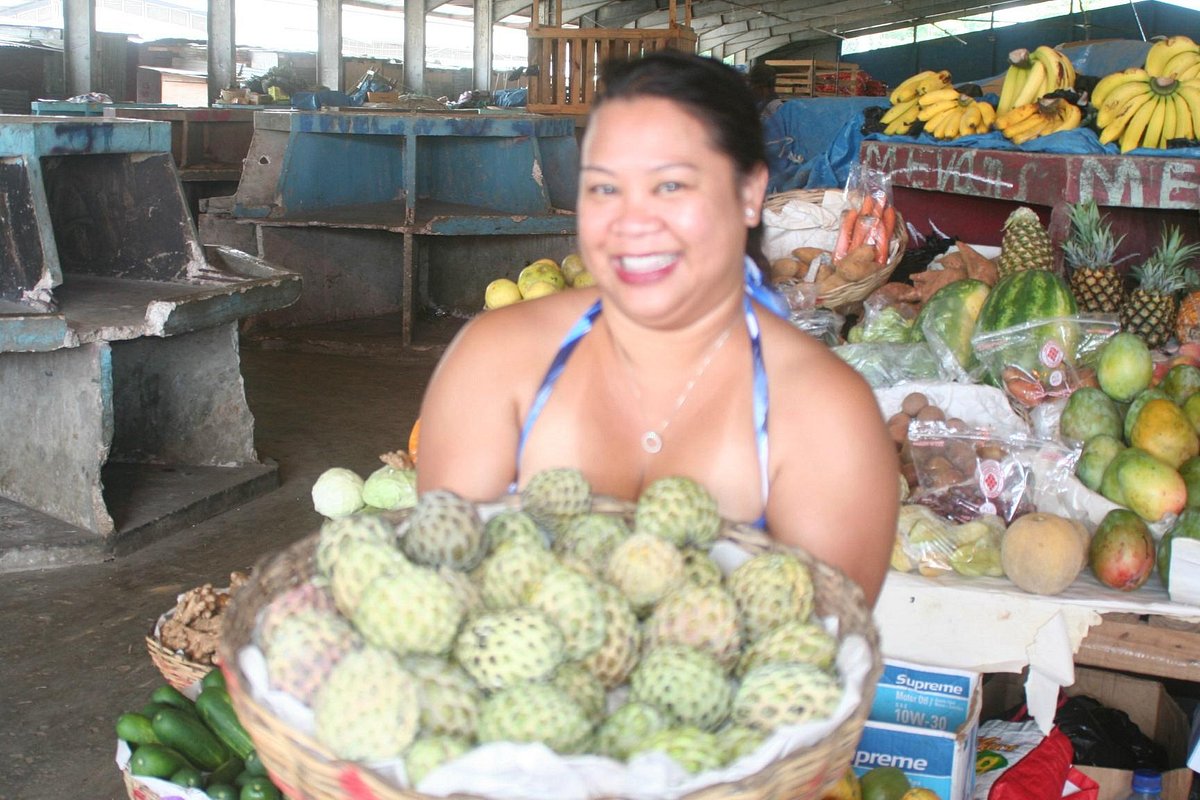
[577,96,766,327]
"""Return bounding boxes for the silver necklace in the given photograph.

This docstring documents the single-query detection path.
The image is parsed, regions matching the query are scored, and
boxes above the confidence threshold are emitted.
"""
[611,321,736,454]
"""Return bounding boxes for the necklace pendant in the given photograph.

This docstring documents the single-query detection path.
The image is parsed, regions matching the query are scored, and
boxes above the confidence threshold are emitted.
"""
[641,431,663,454]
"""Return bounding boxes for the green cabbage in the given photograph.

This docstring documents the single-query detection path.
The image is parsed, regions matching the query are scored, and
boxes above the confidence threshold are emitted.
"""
[311,467,365,518]
[361,465,418,510]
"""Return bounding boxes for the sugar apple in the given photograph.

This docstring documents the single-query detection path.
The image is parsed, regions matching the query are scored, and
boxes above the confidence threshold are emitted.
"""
[353,566,465,657]
[634,476,721,548]
[313,646,420,761]
[454,608,565,691]
[477,683,592,754]
[630,645,732,731]
[732,662,842,733]
[727,551,814,641]
[402,489,487,570]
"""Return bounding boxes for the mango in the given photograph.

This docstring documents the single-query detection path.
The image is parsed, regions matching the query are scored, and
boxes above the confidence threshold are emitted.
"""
[517,259,565,296]
[1129,398,1199,468]
[484,278,522,309]
[1113,446,1187,522]
[1160,363,1200,406]
[1097,332,1154,403]
[1077,434,1125,492]
[1184,392,1200,434]
[1090,508,1156,591]
[560,253,587,286]
[1124,387,1170,443]
[1099,446,1141,505]
[1180,456,1200,508]
[1060,387,1122,444]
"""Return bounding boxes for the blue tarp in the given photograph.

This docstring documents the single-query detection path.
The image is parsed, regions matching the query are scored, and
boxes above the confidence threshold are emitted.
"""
[764,39,1200,193]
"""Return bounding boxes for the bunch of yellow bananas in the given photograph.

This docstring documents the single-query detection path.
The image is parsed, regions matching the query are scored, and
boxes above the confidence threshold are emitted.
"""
[996,46,1077,115]
[996,97,1083,144]
[915,89,996,139]
[1144,35,1200,80]
[1093,68,1200,152]
[881,70,953,134]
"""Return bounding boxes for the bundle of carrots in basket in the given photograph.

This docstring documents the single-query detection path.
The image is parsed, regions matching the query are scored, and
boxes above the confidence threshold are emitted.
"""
[833,191,897,275]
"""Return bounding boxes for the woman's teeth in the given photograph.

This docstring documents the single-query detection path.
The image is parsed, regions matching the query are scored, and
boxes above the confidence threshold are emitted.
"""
[620,254,676,273]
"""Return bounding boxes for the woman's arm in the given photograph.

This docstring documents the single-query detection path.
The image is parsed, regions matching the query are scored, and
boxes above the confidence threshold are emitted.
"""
[765,348,899,607]
[416,313,527,502]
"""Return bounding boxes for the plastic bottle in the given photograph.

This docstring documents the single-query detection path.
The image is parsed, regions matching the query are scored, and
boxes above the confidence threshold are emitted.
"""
[1124,769,1163,800]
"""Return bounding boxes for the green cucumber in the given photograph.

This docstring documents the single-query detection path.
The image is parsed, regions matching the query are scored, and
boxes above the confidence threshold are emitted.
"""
[243,750,267,777]
[151,684,195,711]
[170,766,205,788]
[196,686,255,760]
[208,756,245,787]
[151,706,230,770]
[239,776,282,800]
[201,667,227,690]
[141,701,196,720]
[206,784,239,800]
[116,712,159,746]
[129,743,190,778]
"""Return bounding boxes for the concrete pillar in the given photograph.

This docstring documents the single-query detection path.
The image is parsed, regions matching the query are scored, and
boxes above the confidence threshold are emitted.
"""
[317,0,342,92]
[207,0,236,103]
[404,0,424,93]
[473,0,493,92]
[63,0,93,96]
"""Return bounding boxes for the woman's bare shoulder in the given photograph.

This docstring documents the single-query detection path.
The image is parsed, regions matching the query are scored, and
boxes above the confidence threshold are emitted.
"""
[758,314,879,416]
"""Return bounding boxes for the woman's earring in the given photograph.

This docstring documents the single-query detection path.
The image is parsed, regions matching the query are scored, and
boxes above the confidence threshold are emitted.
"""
[745,207,755,218]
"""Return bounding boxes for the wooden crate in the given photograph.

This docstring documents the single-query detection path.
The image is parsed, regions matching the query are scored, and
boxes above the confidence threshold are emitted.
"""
[767,59,862,98]
[526,0,696,118]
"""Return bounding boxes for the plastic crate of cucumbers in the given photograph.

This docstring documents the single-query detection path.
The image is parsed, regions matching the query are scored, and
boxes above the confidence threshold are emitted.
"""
[116,668,283,800]
[221,469,882,800]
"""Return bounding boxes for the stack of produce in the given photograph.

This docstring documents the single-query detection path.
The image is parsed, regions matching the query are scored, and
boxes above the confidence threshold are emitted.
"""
[117,669,281,800]
[244,471,866,790]
[311,450,418,518]
[484,254,594,310]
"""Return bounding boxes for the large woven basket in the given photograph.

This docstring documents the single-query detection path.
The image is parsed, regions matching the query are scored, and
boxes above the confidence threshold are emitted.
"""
[217,498,883,800]
[763,188,908,313]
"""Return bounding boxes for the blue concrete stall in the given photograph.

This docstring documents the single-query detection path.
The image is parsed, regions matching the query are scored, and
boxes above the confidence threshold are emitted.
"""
[0,115,302,570]
[209,110,579,345]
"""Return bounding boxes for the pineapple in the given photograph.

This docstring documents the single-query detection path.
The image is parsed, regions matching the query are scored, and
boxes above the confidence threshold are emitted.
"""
[1063,201,1126,314]
[997,206,1053,279]
[1121,227,1200,349]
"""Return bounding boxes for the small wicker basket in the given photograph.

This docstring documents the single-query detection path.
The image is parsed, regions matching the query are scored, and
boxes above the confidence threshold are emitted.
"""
[763,188,908,313]
[217,499,883,800]
[146,630,211,693]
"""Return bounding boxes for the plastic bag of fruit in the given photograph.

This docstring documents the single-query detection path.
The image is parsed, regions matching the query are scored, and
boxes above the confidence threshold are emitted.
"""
[970,315,1121,421]
[892,503,1007,577]
[907,420,1078,525]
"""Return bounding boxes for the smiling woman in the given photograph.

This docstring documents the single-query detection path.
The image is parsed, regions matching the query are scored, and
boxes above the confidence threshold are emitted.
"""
[416,51,898,606]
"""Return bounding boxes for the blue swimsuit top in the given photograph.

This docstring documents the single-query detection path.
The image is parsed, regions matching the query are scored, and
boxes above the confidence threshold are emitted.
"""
[515,256,789,530]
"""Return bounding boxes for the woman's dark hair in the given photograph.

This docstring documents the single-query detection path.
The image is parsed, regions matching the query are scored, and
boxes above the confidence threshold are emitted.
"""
[593,51,770,267]
[595,50,766,181]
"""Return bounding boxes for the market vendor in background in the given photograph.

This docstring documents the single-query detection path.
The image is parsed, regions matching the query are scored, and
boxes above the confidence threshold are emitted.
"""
[748,63,784,121]
[417,51,898,606]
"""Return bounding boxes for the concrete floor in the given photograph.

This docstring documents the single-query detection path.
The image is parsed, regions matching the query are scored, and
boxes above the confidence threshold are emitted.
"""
[0,316,454,800]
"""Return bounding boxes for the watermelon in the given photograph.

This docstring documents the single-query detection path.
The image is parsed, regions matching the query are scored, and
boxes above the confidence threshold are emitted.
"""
[973,269,1079,376]
[914,279,990,375]
[975,269,1078,333]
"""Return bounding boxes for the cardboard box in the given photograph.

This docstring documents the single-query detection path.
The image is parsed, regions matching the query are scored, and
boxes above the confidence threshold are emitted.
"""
[854,660,983,800]
[980,668,1192,800]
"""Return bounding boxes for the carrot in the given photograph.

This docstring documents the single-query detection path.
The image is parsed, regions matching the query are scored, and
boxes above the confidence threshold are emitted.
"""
[859,194,878,218]
[874,222,890,265]
[833,209,858,261]
[877,206,897,264]
[849,214,876,253]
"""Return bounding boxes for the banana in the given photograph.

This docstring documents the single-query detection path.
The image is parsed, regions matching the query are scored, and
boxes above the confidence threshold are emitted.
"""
[1143,95,1168,149]
[1012,60,1048,107]
[937,107,969,139]
[996,102,1037,131]
[1011,115,1054,145]
[1160,93,1178,146]
[918,87,960,106]
[1091,67,1150,109]
[1163,50,1200,78]
[1174,81,1200,140]
[1052,101,1082,133]
[889,70,935,104]
[1099,90,1154,145]
[881,98,919,124]
[917,99,960,121]
[1004,109,1051,141]
[997,64,1031,115]
[1180,62,1200,82]
[1097,80,1153,129]
[1058,49,1078,91]
[1031,45,1072,92]
[1119,93,1161,152]
[977,101,997,129]
[1172,92,1195,140]
[959,103,982,135]
[1145,35,1199,77]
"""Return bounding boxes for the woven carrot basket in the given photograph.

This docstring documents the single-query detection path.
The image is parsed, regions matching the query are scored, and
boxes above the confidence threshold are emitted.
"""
[217,498,882,800]
[763,188,908,313]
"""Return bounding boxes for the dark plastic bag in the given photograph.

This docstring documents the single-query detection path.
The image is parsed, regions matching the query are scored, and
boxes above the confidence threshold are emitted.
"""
[1055,694,1169,772]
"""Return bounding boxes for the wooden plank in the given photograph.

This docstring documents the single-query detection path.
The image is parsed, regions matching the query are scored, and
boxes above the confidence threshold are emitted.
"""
[570,38,584,107]
[555,36,568,106]
[1075,618,1200,683]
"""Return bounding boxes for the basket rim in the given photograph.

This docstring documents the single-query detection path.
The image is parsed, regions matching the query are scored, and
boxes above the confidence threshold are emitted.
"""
[217,499,884,800]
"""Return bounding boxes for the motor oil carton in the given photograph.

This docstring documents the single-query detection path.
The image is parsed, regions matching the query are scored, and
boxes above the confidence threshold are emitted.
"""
[854,660,982,800]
